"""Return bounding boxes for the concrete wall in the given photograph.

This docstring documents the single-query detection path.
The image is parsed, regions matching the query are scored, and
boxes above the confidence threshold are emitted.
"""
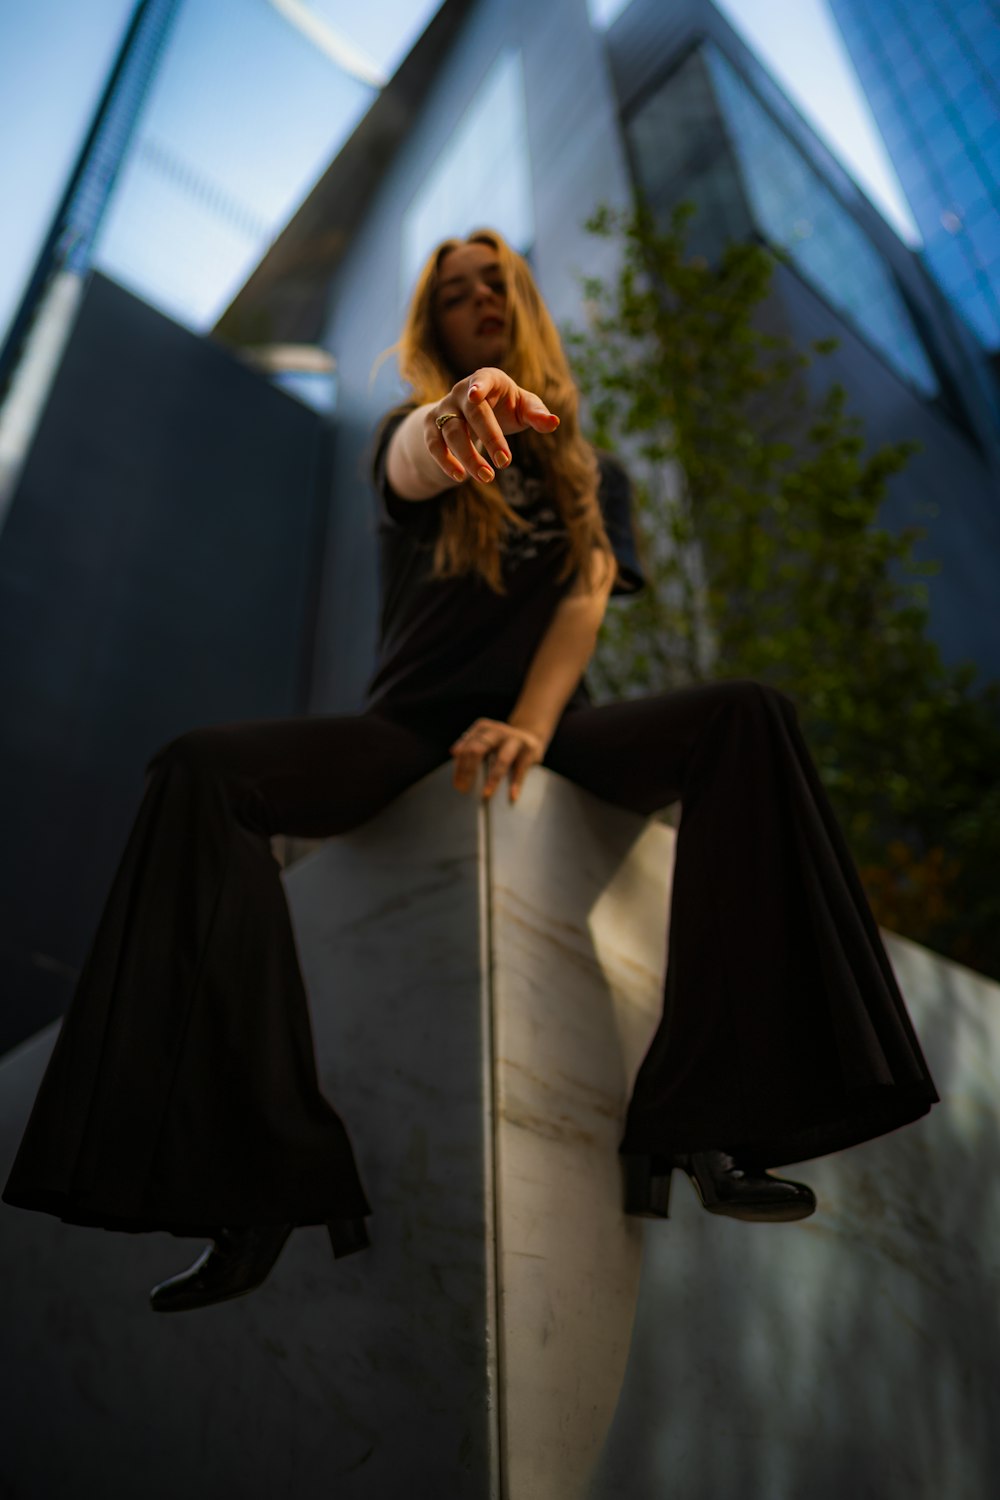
[1,761,996,1497]
[0,761,664,1498]
[589,924,1000,1500]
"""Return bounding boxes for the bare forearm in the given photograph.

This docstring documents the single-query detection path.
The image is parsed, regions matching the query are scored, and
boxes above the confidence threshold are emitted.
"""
[447,547,615,804]
[508,593,607,746]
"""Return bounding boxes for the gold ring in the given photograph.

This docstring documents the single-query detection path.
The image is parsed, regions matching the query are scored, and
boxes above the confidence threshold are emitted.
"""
[435,411,461,429]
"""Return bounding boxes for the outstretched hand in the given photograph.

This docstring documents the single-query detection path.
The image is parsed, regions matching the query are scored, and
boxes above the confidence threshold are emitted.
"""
[426,368,560,485]
[449,718,547,804]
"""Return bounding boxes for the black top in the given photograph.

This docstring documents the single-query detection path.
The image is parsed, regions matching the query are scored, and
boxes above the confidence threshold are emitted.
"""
[362,403,646,717]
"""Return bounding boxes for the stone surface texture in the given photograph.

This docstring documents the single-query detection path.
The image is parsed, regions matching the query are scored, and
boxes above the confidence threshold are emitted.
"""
[586,926,1000,1500]
[0,760,996,1499]
[488,766,671,1500]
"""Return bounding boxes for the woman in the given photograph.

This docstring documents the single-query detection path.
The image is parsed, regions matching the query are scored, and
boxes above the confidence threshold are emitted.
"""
[3,228,940,1314]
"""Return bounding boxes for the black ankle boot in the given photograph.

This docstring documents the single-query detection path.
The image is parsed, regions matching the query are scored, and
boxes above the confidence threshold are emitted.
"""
[149,1224,295,1313]
[327,1215,370,1259]
[623,1149,816,1223]
[149,1215,371,1313]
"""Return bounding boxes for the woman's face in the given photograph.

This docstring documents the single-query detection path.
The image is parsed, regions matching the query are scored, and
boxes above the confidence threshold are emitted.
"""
[432,241,508,379]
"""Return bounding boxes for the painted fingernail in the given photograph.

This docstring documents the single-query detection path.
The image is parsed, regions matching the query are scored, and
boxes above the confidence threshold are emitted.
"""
[495,451,509,467]
[478,465,493,482]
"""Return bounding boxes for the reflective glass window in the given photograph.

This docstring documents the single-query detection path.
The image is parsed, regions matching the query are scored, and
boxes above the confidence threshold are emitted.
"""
[884,120,927,163]
[894,53,927,90]
[926,233,977,285]
[954,88,999,142]
[906,0,940,24]
[908,78,943,112]
[907,181,942,220]
[970,7,1000,57]
[624,47,752,261]
[585,0,633,28]
[980,245,1000,278]
[703,45,939,397]
[830,4,1000,360]
[864,69,895,110]
[923,28,962,72]
[945,155,992,214]
[90,0,381,331]
[940,55,976,95]
[957,284,1000,345]
[977,30,1000,73]
[964,197,1000,242]
[917,113,966,161]
[882,29,917,69]
[893,133,935,174]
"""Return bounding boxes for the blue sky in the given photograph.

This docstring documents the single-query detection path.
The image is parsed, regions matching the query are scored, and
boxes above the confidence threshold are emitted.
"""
[0,0,922,351]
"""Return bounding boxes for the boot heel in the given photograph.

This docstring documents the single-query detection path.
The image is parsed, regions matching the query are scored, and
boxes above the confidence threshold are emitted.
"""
[327,1215,370,1259]
[622,1153,673,1218]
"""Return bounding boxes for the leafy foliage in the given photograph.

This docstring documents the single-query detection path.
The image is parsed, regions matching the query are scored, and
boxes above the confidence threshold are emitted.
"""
[566,200,1000,980]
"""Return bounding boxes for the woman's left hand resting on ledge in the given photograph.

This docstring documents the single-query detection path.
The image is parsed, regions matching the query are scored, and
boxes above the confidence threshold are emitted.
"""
[449,720,547,805]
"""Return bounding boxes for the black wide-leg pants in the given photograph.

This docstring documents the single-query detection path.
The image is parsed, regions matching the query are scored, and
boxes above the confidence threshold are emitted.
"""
[2,679,939,1237]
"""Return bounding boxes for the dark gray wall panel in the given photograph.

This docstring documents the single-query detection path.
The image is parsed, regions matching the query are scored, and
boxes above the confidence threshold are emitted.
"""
[772,260,1000,684]
[0,272,328,1051]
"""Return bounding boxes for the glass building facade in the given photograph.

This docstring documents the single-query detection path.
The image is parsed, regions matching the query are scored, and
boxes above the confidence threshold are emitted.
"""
[2,0,450,348]
[624,41,942,403]
[828,0,1000,355]
[400,47,534,300]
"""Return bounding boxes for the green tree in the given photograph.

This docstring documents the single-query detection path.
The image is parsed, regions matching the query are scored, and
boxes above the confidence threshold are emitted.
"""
[566,199,1000,979]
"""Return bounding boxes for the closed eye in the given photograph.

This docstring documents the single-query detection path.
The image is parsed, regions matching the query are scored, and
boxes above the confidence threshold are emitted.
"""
[440,279,505,308]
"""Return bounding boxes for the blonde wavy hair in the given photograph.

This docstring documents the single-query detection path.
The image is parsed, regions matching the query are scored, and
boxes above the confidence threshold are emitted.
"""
[376,228,616,596]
